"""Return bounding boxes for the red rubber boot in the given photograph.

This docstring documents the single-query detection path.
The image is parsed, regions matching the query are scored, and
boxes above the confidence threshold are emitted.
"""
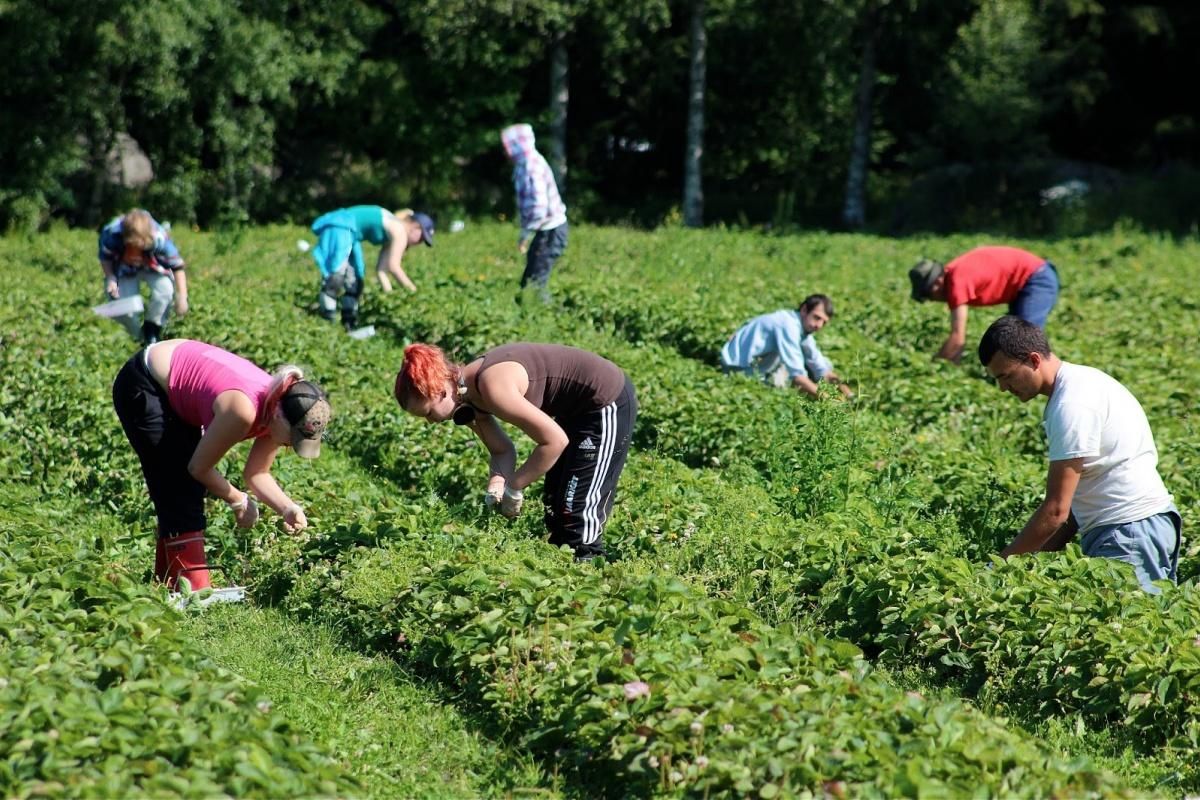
[162,531,212,591]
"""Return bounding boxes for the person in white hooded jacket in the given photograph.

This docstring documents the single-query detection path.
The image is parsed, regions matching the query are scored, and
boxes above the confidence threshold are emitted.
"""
[500,124,568,302]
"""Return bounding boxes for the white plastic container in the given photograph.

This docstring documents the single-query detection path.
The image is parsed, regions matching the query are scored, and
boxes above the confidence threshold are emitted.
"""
[347,324,376,340]
[92,295,145,318]
[171,585,247,610]
[296,239,311,252]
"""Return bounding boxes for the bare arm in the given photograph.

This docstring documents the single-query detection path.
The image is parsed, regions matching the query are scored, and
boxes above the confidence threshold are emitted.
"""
[187,390,256,504]
[478,365,569,491]
[377,221,417,293]
[469,414,518,494]
[935,305,969,363]
[100,259,119,298]
[242,436,290,514]
[1001,458,1083,557]
[173,269,189,315]
[790,374,821,399]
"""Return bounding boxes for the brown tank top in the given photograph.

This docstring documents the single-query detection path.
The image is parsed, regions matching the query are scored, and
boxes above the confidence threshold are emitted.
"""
[477,343,625,418]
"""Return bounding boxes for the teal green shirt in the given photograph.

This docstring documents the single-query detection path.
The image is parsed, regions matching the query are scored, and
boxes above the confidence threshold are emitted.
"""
[345,205,387,245]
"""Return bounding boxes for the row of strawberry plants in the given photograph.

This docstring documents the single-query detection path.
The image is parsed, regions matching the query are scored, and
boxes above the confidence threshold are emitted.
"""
[0,501,354,799]
[607,449,1200,785]
[613,459,1200,785]
[4,225,1190,796]
[230,496,1130,798]
[3,227,1185,776]
[342,278,1200,783]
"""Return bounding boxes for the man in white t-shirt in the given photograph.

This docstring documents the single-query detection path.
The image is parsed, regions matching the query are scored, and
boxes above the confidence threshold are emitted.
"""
[977,315,1181,592]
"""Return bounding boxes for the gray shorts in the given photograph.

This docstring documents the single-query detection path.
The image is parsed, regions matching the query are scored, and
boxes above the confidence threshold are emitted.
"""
[1079,507,1181,593]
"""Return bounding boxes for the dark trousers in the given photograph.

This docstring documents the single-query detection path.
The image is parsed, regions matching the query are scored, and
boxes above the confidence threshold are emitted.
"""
[542,375,637,558]
[318,266,364,327]
[112,352,207,535]
[521,223,568,292]
[1008,261,1059,329]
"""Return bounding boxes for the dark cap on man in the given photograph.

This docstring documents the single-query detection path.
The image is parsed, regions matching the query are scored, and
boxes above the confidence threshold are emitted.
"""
[909,259,944,302]
[281,381,331,459]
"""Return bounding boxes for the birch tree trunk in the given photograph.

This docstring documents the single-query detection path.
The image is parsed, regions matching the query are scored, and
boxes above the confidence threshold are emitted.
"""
[683,0,706,228]
[548,33,569,194]
[842,3,879,230]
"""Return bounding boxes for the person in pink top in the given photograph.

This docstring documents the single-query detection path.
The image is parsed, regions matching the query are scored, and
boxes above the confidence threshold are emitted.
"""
[909,245,1059,363]
[112,339,331,593]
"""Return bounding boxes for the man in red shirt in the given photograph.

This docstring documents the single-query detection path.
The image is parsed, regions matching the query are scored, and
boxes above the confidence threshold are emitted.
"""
[909,245,1059,363]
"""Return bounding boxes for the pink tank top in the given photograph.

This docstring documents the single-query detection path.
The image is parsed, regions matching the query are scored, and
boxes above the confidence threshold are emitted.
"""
[168,341,272,437]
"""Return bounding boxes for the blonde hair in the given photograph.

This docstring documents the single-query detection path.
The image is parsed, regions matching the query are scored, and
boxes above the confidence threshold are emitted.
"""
[393,208,414,220]
[121,209,154,251]
[260,365,304,427]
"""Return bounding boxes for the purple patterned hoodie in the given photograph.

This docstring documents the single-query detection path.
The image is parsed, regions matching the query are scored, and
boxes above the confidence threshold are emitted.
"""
[501,124,567,244]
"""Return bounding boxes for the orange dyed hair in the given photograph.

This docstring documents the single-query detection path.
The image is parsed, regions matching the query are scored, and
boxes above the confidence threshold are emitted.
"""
[394,343,456,409]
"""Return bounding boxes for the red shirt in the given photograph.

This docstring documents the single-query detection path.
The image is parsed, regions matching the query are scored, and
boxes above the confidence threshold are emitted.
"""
[944,246,1046,308]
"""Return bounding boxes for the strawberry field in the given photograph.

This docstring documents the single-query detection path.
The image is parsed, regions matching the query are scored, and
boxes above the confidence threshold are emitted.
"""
[2,221,1199,798]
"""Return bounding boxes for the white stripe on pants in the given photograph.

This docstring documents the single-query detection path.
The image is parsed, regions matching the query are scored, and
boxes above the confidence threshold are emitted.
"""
[581,402,617,545]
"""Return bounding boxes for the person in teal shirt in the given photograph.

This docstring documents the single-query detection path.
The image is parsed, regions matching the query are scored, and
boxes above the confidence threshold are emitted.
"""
[310,206,434,330]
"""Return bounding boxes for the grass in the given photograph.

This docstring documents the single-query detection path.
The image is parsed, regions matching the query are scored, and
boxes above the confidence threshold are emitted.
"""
[187,604,559,799]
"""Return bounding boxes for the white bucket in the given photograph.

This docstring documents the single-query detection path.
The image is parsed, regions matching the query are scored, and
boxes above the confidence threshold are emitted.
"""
[170,585,247,610]
[347,324,376,340]
[92,295,144,318]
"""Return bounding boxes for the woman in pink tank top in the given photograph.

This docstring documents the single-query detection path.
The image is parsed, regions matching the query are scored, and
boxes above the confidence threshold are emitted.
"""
[393,342,637,561]
[112,339,332,594]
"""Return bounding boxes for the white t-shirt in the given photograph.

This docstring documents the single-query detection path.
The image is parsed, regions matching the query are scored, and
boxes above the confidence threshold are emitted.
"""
[1043,362,1171,532]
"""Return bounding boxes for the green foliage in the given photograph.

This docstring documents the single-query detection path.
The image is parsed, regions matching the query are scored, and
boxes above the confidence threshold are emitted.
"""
[928,0,1047,161]
[4,221,1200,795]
[0,518,353,798]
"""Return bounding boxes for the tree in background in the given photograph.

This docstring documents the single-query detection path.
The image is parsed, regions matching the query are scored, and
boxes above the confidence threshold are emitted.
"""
[928,0,1047,162]
[414,0,670,202]
[2,0,1197,233]
[841,0,881,230]
[682,0,706,228]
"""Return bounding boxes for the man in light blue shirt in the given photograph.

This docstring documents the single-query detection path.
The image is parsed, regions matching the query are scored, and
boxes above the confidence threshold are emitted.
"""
[720,294,853,399]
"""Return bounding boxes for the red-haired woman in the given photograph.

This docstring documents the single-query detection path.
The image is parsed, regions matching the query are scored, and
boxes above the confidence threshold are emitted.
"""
[113,339,331,592]
[395,342,637,560]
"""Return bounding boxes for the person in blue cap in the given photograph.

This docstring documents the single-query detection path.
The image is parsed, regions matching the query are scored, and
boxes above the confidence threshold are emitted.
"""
[309,206,434,330]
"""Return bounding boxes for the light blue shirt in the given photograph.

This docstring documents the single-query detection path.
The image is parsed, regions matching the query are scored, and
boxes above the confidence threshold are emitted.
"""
[720,310,832,381]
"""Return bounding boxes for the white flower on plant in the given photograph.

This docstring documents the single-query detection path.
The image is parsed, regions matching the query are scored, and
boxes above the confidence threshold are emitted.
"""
[545,661,558,672]
[623,680,651,700]
[696,756,709,768]
[256,701,272,714]
[649,755,660,768]
[690,721,703,735]
[721,723,735,734]
[670,770,683,783]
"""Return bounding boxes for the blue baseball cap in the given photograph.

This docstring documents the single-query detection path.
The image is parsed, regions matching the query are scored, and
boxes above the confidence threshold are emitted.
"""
[412,212,435,247]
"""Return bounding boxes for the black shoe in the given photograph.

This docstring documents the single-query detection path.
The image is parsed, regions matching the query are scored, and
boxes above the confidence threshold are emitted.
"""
[142,321,162,345]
